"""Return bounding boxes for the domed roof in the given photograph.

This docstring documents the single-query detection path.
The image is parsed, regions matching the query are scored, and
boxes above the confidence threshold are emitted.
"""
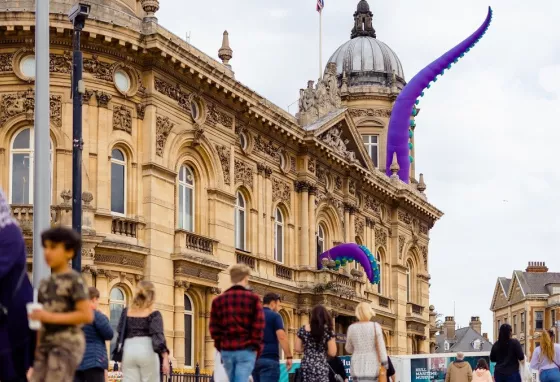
[326,0,405,88]
[327,36,405,83]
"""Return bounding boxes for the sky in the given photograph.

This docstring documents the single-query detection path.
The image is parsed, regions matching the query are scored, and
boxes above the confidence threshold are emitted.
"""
[158,0,560,340]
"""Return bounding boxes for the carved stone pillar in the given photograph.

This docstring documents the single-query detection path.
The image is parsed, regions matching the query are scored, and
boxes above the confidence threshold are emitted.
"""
[296,181,310,266]
[173,281,189,366]
[264,167,273,257]
[348,206,356,242]
[308,185,317,266]
[205,288,221,369]
[96,270,110,317]
[344,208,350,242]
[256,164,266,257]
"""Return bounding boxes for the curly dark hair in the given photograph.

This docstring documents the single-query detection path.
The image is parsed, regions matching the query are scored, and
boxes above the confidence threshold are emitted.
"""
[310,305,333,347]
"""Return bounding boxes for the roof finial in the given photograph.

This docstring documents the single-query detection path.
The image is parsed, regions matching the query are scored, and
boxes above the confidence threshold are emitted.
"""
[218,30,233,69]
[390,152,400,179]
[351,0,376,39]
[141,0,160,19]
[417,173,426,193]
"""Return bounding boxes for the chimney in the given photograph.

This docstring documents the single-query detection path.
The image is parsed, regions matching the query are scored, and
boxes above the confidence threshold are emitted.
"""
[470,316,482,334]
[483,333,489,341]
[443,316,456,339]
[526,262,549,273]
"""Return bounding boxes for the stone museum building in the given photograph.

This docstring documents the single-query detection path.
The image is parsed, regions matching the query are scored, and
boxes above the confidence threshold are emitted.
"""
[0,0,442,368]
[491,262,560,356]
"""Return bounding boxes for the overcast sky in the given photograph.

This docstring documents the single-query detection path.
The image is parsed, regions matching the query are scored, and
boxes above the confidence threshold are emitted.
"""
[158,0,560,340]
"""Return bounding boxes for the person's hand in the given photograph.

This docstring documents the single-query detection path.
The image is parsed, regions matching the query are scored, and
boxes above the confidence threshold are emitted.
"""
[28,309,49,322]
[162,357,170,375]
[27,367,33,380]
[286,358,293,371]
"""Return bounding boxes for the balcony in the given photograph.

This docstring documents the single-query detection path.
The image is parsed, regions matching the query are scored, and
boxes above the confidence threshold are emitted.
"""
[548,294,560,307]
[276,264,293,280]
[406,302,427,324]
[175,229,217,256]
[10,204,64,232]
[111,217,138,238]
[236,251,256,270]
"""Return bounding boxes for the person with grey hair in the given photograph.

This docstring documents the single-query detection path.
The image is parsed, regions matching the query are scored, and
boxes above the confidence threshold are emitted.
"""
[445,353,473,382]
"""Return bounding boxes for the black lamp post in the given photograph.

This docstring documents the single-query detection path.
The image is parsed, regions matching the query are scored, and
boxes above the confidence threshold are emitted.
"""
[68,3,90,271]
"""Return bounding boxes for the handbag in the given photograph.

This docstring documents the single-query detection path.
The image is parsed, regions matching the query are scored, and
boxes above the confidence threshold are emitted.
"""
[373,322,388,382]
[328,363,344,382]
[111,308,128,362]
[294,368,303,382]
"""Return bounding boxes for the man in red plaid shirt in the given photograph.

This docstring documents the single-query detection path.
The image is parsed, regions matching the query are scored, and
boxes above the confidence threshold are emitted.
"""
[210,264,264,382]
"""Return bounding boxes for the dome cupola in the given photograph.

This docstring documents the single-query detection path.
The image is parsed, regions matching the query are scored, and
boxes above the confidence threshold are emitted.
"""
[326,0,405,89]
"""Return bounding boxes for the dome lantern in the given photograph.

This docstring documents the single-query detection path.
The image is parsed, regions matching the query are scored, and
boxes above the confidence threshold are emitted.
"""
[351,0,376,39]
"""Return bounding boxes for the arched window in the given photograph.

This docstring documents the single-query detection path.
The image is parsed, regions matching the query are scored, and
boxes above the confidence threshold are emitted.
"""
[377,251,382,295]
[10,128,53,203]
[111,149,126,215]
[406,262,412,302]
[109,287,127,352]
[317,224,325,256]
[184,294,194,368]
[178,165,195,231]
[274,208,284,263]
[235,191,246,250]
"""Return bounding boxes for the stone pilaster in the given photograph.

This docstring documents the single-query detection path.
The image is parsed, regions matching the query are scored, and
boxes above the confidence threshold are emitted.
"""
[308,185,317,266]
[256,164,266,257]
[173,281,188,366]
[296,181,310,266]
[205,288,220,369]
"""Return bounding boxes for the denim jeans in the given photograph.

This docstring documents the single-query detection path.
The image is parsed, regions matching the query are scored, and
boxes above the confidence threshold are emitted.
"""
[541,368,560,382]
[252,358,280,382]
[495,372,522,382]
[220,350,257,382]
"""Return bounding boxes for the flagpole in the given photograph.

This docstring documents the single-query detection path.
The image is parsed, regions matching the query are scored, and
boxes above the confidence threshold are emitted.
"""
[319,9,323,79]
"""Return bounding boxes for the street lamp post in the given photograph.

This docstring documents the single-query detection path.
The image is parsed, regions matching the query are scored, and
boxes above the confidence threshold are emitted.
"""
[68,3,90,272]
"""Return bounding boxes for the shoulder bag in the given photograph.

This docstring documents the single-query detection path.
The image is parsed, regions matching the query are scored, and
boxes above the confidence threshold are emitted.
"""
[328,362,344,382]
[373,322,388,382]
[112,308,128,362]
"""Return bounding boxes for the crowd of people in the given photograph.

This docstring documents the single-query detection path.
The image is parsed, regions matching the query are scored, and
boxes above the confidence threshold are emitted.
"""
[3,183,560,382]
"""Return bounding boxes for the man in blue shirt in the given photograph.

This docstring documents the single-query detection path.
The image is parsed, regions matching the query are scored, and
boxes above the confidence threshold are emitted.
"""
[252,293,292,382]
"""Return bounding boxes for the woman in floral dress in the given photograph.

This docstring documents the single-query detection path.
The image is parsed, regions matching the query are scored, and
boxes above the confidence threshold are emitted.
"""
[295,305,337,382]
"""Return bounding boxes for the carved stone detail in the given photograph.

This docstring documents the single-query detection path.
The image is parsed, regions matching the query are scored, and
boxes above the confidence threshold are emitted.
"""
[296,62,341,126]
[375,228,387,247]
[82,191,94,206]
[349,108,392,119]
[81,248,95,259]
[398,210,413,225]
[215,145,231,185]
[398,235,406,259]
[83,55,113,82]
[355,217,365,237]
[154,78,193,113]
[290,157,297,174]
[82,90,94,104]
[174,280,191,289]
[420,223,429,236]
[50,52,72,74]
[254,135,280,163]
[420,245,428,269]
[316,164,327,184]
[95,253,145,269]
[272,178,291,206]
[112,105,132,134]
[295,181,310,193]
[364,195,380,215]
[234,160,253,189]
[136,103,146,120]
[335,176,342,191]
[0,89,62,127]
[321,126,359,164]
[349,179,356,195]
[207,103,233,128]
[156,116,174,157]
[0,53,13,72]
[95,91,112,108]
[308,158,316,174]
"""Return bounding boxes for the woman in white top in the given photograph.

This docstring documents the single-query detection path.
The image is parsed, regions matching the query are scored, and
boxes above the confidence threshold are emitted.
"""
[530,330,560,382]
[345,302,388,381]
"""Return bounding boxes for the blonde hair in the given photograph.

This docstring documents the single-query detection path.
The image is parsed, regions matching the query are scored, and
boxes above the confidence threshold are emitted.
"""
[540,330,555,362]
[132,281,156,309]
[355,302,375,321]
[230,264,251,284]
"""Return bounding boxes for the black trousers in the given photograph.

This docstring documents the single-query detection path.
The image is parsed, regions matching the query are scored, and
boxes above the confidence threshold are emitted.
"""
[74,368,105,382]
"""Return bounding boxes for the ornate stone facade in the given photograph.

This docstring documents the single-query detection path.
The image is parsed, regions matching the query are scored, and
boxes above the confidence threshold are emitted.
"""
[0,0,442,369]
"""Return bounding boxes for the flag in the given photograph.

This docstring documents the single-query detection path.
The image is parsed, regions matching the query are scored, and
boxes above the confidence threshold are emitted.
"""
[316,0,324,12]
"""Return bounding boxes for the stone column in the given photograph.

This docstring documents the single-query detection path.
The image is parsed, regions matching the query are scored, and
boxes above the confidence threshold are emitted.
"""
[173,281,188,367]
[296,181,309,266]
[308,185,317,266]
[264,167,273,257]
[205,288,220,369]
[96,270,110,317]
[256,165,266,257]
[343,208,350,243]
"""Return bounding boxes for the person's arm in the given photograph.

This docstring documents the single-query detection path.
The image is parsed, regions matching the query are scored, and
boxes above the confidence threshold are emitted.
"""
[148,311,170,375]
[250,296,265,355]
[327,330,337,357]
[345,326,354,354]
[94,312,115,341]
[515,340,525,361]
[209,298,222,350]
[490,344,497,363]
[467,364,473,382]
[295,327,304,353]
[30,299,93,325]
[275,315,292,357]
[530,347,540,370]
[375,323,389,366]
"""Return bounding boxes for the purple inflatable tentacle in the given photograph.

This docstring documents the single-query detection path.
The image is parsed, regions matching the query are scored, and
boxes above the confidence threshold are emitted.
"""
[318,243,374,281]
[386,7,493,182]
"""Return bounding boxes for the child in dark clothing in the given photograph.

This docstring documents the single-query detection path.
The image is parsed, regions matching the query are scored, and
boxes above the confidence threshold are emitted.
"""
[28,227,93,382]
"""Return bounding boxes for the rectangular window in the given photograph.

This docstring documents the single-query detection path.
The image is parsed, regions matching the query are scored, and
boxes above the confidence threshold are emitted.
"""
[497,320,501,336]
[536,311,544,330]
[363,135,379,168]
[552,310,556,328]
[513,315,517,334]
[521,313,525,332]
[184,314,193,367]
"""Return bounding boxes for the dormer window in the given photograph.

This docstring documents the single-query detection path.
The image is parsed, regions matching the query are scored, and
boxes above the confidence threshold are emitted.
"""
[363,135,379,168]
